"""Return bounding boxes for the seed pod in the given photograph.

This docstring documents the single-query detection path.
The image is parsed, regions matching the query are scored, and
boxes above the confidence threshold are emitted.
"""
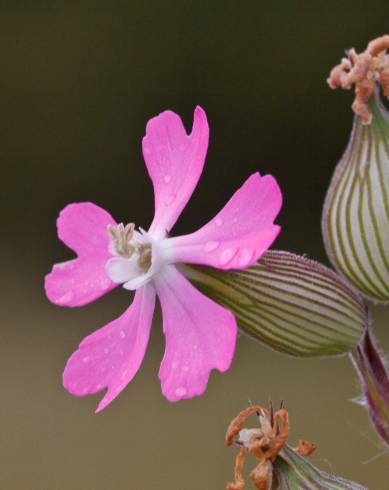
[322,92,389,302]
[184,250,366,357]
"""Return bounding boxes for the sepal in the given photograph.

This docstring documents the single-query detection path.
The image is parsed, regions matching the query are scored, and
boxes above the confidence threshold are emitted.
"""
[322,91,389,303]
[184,250,366,357]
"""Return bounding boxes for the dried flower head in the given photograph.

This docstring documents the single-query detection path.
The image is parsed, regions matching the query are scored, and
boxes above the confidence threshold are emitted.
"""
[327,34,389,124]
[225,402,315,490]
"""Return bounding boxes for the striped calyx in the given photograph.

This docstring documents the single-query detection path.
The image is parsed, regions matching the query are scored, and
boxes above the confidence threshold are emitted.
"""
[350,328,389,447]
[322,92,389,302]
[273,445,367,489]
[184,250,366,357]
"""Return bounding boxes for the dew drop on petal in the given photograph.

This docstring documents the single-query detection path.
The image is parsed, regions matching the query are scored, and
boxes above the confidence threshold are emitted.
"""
[54,262,67,270]
[215,217,223,227]
[164,193,176,206]
[175,387,187,397]
[239,249,253,267]
[100,278,111,291]
[220,248,237,266]
[103,347,109,354]
[82,356,90,363]
[57,291,74,304]
[119,330,126,339]
[164,175,171,184]
[204,240,220,252]
[121,370,128,380]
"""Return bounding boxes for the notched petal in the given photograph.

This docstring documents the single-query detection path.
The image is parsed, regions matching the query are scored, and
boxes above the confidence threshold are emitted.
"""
[63,285,156,412]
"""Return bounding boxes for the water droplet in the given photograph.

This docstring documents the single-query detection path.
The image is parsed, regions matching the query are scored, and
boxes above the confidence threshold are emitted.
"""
[215,217,223,227]
[175,387,187,397]
[82,356,90,363]
[144,146,152,155]
[100,278,111,291]
[239,249,253,267]
[57,291,74,305]
[164,193,176,206]
[220,248,237,266]
[164,174,171,184]
[103,347,109,355]
[55,262,67,270]
[119,330,126,339]
[204,240,220,252]
[233,217,238,223]
[121,370,128,380]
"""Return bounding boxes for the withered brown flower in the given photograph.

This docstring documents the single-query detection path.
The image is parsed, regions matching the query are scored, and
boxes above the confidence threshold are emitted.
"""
[225,402,315,490]
[327,34,389,124]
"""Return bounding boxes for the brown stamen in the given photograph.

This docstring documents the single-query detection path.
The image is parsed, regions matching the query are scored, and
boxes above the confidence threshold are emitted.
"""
[137,244,152,272]
[107,223,135,257]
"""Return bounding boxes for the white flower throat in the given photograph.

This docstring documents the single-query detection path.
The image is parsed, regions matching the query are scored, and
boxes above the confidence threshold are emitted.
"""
[105,222,168,290]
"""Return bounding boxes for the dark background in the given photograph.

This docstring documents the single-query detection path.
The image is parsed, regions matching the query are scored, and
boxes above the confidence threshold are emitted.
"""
[1,2,388,489]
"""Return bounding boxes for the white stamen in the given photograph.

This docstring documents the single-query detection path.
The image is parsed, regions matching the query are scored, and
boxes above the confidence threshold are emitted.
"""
[106,224,170,290]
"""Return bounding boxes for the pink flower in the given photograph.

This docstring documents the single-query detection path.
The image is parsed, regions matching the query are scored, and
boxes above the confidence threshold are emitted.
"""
[45,107,282,412]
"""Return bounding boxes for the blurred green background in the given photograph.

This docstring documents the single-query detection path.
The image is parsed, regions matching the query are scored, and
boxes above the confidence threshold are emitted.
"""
[1,1,388,489]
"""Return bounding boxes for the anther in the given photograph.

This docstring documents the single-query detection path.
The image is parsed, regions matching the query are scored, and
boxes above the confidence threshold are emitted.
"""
[107,222,135,257]
[137,244,152,271]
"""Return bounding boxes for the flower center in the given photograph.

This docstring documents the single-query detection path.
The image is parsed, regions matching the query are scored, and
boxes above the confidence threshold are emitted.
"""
[107,222,152,272]
[106,223,168,290]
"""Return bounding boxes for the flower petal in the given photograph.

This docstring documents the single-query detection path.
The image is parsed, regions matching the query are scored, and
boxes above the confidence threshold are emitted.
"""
[106,256,141,284]
[63,284,156,413]
[45,258,116,307]
[56,202,116,256]
[154,266,237,402]
[164,173,282,270]
[143,106,209,235]
[45,202,117,307]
